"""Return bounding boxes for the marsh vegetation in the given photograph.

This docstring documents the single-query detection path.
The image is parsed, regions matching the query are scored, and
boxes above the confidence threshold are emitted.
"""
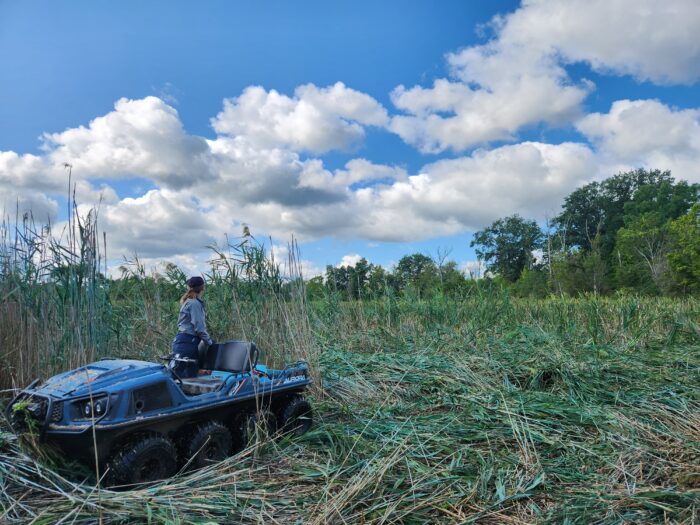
[0,194,698,524]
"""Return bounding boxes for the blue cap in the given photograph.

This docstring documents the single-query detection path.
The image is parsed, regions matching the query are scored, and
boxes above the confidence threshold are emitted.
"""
[186,276,205,288]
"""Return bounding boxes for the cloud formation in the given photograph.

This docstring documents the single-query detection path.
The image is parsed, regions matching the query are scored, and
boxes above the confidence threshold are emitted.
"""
[200,140,597,243]
[43,97,214,190]
[389,0,700,153]
[5,92,699,260]
[390,59,588,153]
[338,254,363,268]
[91,189,220,258]
[0,150,117,220]
[4,0,700,265]
[502,0,700,85]
[577,99,700,182]
[211,82,388,154]
[345,141,596,241]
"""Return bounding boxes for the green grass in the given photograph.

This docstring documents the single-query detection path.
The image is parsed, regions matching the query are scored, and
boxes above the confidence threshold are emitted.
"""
[2,293,699,524]
[1,209,698,523]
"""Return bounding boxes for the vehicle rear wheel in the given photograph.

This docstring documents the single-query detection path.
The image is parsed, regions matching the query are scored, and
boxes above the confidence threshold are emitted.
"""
[104,434,177,488]
[276,395,313,436]
[182,421,232,470]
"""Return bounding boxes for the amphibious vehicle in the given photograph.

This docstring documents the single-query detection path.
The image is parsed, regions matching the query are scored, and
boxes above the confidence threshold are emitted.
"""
[5,341,312,487]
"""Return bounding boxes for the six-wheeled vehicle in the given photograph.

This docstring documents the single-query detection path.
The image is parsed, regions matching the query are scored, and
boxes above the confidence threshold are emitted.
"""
[5,341,313,487]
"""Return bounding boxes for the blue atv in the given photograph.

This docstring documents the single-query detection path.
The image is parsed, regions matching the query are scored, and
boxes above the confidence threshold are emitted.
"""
[5,341,312,487]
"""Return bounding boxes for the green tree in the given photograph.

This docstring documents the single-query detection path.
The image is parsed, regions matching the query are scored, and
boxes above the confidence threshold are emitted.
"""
[325,265,350,298]
[615,212,673,293]
[366,265,392,297]
[325,258,373,300]
[668,203,700,294]
[513,268,549,298]
[471,215,543,283]
[305,275,326,300]
[550,240,610,296]
[438,260,467,296]
[348,257,372,299]
[552,182,603,252]
[622,179,698,223]
[393,254,438,297]
[613,180,697,293]
[554,169,673,256]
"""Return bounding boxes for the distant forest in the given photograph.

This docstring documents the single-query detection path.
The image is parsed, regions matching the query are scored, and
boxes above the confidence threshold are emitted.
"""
[316,169,699,299]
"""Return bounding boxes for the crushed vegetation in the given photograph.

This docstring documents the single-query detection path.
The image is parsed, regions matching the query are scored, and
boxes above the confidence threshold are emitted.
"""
[2,294,699,524]
[0,208,698,523]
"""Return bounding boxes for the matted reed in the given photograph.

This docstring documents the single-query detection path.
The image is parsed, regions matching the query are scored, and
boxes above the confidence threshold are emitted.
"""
[1,208,698,524]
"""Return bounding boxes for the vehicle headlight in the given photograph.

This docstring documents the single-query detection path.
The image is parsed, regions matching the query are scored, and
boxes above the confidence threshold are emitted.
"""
[81,396,108,418]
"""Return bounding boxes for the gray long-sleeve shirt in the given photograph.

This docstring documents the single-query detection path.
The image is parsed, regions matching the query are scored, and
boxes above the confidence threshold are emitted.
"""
[177,298,213,345]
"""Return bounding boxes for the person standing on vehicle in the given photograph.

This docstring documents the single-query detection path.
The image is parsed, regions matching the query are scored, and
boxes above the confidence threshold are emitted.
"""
[171,276,214,378]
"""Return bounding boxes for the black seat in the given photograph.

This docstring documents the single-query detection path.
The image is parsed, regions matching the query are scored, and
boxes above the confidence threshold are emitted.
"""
[201,341,258,373]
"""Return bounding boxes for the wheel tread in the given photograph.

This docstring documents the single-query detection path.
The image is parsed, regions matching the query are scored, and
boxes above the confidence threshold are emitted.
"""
[104,433,177,488]
[276,395,313,435]
[182,420,232,470]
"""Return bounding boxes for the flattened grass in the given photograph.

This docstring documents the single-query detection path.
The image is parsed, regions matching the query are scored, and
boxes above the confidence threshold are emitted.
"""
[2,293,699,524]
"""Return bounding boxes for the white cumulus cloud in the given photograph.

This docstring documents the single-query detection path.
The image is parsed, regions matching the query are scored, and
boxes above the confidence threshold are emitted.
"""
[5,86,697,268]
[500,0,700,85]
[352,141,596,240]
[389,0,700,153]
[337,254,363,268]
[93,189,222,258]
[462,260,485,279]
[43,96,215,189]
[218,141,597,242]
[211,82,388,154]
[577,99,700,183]
[391,64,589,153]
[0,150,117,219]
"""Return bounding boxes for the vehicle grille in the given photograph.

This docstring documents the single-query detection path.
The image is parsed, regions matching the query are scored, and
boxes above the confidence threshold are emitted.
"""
[50,401,64,422]
[9,394,48,432]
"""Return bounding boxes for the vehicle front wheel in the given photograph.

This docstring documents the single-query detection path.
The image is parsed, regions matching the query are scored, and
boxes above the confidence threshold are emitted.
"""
[182,421,232,470]
[104,434,177,488]
[276,396,313,436]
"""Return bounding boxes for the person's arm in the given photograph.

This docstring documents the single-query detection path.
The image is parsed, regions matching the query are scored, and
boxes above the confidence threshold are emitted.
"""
[189,300,213,346]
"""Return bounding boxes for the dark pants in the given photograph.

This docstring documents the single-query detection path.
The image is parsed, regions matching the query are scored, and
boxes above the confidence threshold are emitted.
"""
[171,333,200,378]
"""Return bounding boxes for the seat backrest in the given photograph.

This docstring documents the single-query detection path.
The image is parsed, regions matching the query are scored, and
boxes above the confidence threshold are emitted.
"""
[202,341,257,373]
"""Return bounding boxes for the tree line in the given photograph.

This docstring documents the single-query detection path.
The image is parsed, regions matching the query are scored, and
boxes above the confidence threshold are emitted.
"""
[310,169,698,299]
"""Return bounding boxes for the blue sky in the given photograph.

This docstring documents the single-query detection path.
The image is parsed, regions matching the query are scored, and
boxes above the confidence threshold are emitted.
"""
[1,1,699,277]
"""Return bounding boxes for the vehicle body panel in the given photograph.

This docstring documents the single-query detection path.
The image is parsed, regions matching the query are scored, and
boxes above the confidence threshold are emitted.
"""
[7,352,311,465]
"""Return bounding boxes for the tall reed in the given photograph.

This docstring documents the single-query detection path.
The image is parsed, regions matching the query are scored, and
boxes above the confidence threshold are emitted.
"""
[2,292,698,523]
[1,206,698,524]
[0,203,108,390]
[0,208,319,391]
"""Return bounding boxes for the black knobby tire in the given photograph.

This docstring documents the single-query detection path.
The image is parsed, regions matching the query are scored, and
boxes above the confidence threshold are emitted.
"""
[183,421,233,470]
[104,434,177,488]
[231,408,275,452]
[276,395,313,436]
